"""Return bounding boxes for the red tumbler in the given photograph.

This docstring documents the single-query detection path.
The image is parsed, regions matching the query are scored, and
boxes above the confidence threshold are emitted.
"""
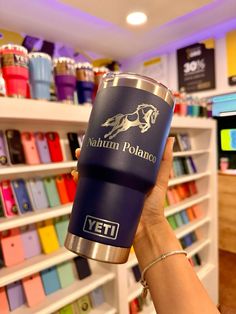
[92,67,109,101]
[0,44,29,98]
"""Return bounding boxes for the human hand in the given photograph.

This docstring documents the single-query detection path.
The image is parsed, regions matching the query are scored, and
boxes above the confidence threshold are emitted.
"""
[71,137,174,238]
[135,137,174,238]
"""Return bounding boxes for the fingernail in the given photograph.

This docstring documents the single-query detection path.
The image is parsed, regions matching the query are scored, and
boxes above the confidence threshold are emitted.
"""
[75,148,80,155]
[71,169,76,176]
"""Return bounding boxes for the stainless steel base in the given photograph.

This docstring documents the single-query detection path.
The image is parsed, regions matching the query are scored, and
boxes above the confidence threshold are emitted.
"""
[65,232,130,264]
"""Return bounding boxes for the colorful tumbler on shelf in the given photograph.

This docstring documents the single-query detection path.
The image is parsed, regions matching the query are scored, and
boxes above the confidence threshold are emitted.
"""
[220,157,229,172]
[0,44,29,97]
[0,71,6,96]
[93,67,109,100]
[28,52,52,100]
[75,62,94,104]
[53,57,76,103]
[65,72,175,264]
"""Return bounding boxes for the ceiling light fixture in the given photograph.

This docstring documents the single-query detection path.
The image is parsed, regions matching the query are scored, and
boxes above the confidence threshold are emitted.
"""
[126,12,147,26]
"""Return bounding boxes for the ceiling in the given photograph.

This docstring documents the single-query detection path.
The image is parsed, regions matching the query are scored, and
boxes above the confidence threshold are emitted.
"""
[0,0,236,62]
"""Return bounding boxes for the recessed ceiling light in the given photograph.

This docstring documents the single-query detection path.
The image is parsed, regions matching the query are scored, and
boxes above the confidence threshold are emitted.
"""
[126,12,147,26]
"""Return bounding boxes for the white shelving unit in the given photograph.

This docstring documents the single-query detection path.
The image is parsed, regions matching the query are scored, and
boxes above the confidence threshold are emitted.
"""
[0,248,76,286]
[113,115,218,313]
[12,269,115,314]
[0,99,218,314]
[0,161,77,179]
[0,204,72,232]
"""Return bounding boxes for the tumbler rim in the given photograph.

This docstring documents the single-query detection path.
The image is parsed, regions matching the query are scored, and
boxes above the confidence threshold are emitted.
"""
[93,66,109,73]
[102,71,175,108]
[53,57,75,66]
[75,62,93,70]
[28,52,52,61]
[0,44,28,55]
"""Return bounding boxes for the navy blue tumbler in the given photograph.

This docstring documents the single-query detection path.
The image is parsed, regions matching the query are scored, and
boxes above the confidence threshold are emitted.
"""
[65,72,175,263]
[75,62,94,105]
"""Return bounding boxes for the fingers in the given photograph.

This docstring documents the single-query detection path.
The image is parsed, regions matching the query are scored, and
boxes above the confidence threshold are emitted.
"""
[71,169,79,183]
[72,149,81,183]
[75,148,81,159]
[155,137,174,191]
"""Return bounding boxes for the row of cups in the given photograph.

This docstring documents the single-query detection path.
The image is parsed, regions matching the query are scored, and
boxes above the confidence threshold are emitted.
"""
[0,44,109,103]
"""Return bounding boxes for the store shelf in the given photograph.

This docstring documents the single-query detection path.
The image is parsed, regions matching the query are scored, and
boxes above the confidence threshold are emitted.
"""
[91,303,117,314]
[171,116,215,129]
[0,247,76,287]
[165,193,210,217]
[0,203,72,232]
[12,269,115,314]
[197,263,215,281]
[128,282,143,302]
[168,171,210,187]
[175,216,210,239]
[173,149,210,157]
[0,98,92,127]
[186,238,211,258]
[0,161,77,179]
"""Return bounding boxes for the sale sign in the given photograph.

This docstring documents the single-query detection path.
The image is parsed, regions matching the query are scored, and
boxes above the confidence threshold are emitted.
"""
[177,39,216,92]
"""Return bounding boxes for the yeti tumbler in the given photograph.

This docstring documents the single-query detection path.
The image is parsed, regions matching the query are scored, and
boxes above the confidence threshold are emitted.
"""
[75,62,94,104]
[53,57,76,103]
[0,44,29,98]
[65,72,175,264]
[28,52,52,99]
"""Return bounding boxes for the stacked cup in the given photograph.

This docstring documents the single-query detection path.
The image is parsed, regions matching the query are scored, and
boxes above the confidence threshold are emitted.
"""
[0,44,29,98]
[93,66,109,100]
[53,57,76,103]
[75,62,94,105]
[28,52,52,100]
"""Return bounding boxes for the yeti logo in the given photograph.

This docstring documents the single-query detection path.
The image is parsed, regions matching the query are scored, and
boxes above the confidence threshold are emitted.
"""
[102,104,159,140]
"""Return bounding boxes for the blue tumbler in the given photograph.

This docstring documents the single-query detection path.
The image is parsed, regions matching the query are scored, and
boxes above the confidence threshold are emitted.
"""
[65,72,175,264]
[28,52,52,100]
[76,63,94,105]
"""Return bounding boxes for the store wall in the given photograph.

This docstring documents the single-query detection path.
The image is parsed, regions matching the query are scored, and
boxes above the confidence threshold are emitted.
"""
[124,34,236,98]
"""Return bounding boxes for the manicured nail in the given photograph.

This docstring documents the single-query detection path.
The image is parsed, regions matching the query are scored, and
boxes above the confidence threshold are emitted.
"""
[75,148,80,156]
[71,169,76,176]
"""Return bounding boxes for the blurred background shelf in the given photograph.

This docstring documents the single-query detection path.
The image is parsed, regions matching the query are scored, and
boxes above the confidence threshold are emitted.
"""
[0,161,77,179]
[0,248,76,287]
[0,204,72,232]
[12,270,115,314]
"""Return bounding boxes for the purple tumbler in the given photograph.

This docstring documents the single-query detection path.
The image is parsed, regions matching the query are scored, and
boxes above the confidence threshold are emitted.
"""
[53,57,76,103]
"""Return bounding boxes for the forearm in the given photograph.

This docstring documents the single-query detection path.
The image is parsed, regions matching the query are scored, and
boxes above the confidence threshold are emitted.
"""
[134,219,219,314]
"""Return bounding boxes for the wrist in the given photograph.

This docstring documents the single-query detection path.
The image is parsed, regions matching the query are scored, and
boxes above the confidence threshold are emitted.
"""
[135,216,167,241]
[134,219,182,270]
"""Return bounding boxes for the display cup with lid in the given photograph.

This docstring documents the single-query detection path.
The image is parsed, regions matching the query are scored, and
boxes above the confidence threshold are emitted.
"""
[0,44,29,98]
[75,62,94,105]
[28,52,52,100]
[53,57,76,103]
[93,66,109,100]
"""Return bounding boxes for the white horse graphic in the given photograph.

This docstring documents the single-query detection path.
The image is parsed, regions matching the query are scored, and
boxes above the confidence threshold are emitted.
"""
[102,104,159,140]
